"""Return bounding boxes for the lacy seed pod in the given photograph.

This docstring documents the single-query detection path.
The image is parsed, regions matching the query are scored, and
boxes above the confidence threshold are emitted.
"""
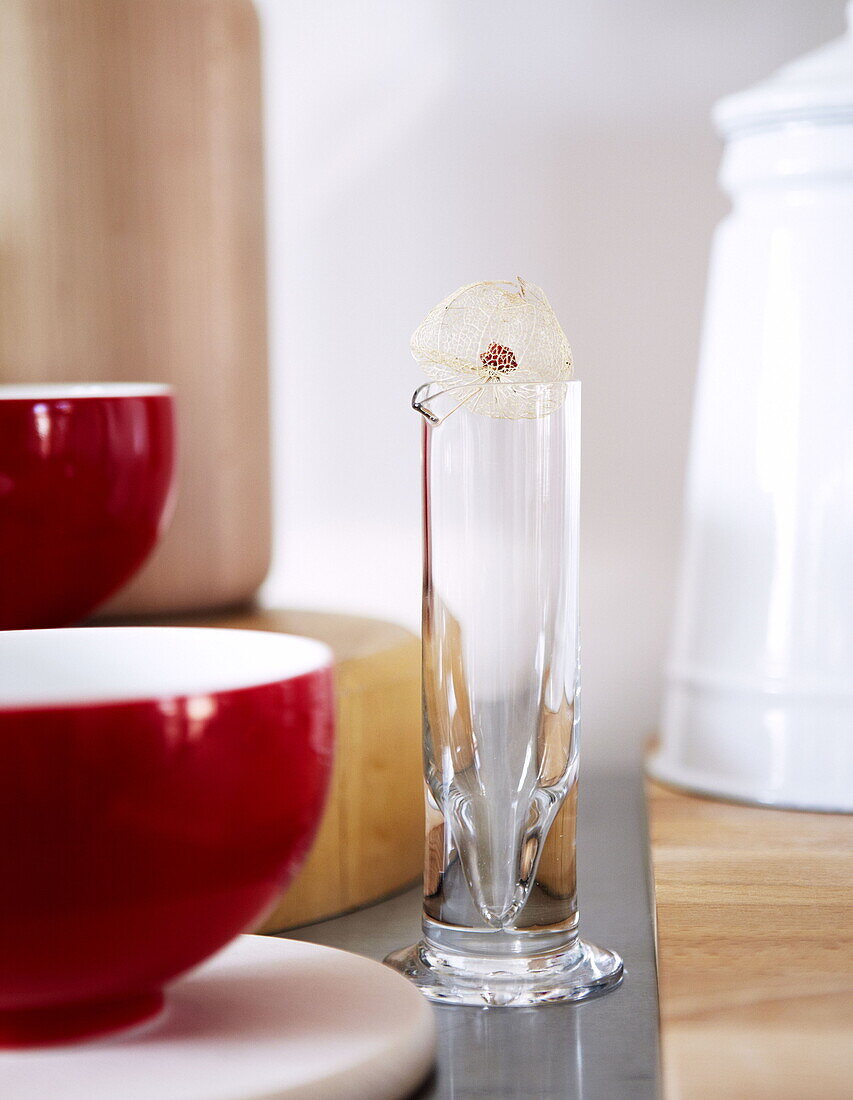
[410,277,573,418]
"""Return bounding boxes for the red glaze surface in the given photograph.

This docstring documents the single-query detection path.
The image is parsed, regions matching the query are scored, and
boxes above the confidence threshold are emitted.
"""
[0,392,175,629]
[0,665,334,1046]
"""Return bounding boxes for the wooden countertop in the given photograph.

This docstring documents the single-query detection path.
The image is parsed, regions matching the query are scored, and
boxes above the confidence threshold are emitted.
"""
[646,780,853,1100]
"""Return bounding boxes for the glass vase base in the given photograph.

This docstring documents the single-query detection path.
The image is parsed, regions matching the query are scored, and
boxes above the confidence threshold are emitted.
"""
[384,937,623,1008]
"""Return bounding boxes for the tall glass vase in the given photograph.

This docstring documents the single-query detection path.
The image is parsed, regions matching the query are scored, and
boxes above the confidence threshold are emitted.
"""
[385,379,623,1006]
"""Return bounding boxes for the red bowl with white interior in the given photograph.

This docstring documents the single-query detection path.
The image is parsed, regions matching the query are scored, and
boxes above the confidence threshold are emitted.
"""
[0,383,176,629]
[0,627,334,1046]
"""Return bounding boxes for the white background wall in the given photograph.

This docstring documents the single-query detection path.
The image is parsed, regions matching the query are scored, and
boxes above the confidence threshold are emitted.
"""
[256,0,844,767]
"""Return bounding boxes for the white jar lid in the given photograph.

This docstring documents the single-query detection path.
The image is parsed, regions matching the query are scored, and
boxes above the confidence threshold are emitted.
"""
[715,3,853,136]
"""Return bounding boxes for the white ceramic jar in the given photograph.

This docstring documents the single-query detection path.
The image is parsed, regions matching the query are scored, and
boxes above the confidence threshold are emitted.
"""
[650,6,853,811]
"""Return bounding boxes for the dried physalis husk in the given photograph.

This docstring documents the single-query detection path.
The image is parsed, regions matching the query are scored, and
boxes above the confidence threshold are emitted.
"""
[410,277,573,418]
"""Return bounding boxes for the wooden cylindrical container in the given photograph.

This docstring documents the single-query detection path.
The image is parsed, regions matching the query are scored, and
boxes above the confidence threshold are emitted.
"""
[0,0,270,614]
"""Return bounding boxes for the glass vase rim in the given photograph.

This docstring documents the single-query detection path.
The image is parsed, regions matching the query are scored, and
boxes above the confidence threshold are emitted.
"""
[412,378,579,423]
[413,378,580,390]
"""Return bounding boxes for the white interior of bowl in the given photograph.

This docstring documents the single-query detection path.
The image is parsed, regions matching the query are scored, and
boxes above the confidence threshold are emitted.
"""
[0,383,172,400]
[0,628,333,707]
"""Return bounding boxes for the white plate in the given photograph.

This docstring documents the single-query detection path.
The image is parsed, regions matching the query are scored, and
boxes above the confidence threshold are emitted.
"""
[0,935,436,1100]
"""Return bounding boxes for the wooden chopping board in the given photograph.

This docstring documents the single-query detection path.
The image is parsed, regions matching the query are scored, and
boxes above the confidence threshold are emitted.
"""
[646,778,853,1100]
[136,608,424,932]
[0,0,271,616]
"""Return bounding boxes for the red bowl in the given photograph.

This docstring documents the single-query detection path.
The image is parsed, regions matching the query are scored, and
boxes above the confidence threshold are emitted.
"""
[0,627,334,1047]
[0,384,176,629]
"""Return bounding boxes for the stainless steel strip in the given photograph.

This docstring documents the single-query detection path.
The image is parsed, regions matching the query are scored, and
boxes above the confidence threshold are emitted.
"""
[283,767,660,1099]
